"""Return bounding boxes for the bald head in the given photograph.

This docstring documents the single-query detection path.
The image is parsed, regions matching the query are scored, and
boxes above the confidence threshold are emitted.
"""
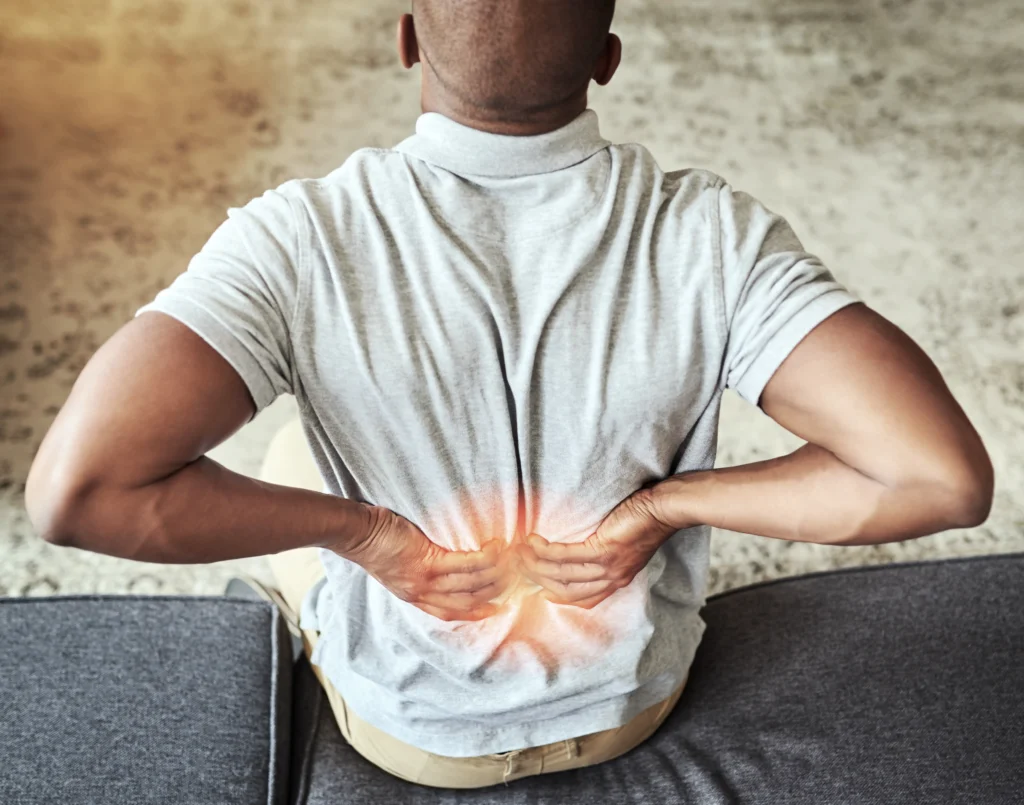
[403,0,618,131]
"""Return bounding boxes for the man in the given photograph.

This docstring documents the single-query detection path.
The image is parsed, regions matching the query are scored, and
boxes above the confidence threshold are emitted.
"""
[26,0,993,789]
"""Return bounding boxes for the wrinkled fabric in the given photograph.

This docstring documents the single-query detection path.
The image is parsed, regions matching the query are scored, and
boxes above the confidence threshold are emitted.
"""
[138,109,857,755]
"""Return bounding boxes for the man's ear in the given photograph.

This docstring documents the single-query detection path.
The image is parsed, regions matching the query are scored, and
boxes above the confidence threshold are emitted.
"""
[397,13,420,69]
[593,33,622,86]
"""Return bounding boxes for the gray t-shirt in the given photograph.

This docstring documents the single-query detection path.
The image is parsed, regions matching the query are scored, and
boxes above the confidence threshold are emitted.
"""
[138,110,858,756]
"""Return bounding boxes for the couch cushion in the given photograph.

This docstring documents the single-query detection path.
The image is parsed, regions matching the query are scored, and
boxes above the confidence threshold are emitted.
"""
[0,596,292,805]
[294,552,1024,804]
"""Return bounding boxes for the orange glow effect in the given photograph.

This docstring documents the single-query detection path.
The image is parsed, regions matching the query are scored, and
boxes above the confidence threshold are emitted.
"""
[409,483,652,679]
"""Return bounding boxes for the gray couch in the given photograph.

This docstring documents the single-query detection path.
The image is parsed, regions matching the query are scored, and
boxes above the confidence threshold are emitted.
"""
[2,553,1022,804]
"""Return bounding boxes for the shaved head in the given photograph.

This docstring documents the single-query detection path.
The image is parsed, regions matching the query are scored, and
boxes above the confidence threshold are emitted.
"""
[405,0,618,128]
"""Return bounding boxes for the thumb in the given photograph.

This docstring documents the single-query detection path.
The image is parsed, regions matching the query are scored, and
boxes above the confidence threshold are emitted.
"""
[478,539,506,564]
[593,498,646,545]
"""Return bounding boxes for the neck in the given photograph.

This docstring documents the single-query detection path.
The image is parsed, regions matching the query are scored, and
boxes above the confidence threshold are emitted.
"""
[420,85,590,137]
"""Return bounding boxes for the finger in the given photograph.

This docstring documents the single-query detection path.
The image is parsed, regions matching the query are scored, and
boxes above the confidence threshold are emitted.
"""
[416,602,497,622]
[518,549,607,583]
[428,540,505,576]
[526,534,607,565]
[473,579,515,603]
[541,588,617,610]
[420,589,505,611]
[525,573,616,604]
[431,564,507,594]
[423,577,511,607]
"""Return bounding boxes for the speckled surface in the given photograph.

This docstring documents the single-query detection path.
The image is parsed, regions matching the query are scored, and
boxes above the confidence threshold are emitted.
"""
[1,0,1022,599]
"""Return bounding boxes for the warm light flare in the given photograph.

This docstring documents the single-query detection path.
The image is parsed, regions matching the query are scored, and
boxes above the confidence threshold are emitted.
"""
[410,482,649,677]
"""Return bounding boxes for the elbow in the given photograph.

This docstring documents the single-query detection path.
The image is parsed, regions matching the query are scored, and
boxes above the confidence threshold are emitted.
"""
[25,455,101,549]
[932,449,995,530]
[945,475,994,530]
[27,455,160,559]
[26,471,81,548]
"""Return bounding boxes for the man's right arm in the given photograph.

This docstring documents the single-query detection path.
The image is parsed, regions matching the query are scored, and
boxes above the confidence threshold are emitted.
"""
[25,312,506,620]
[653,304,994,546]
[25,312,376,563]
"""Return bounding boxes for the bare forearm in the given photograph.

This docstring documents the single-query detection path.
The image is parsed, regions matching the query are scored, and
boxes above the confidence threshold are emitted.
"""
[32,456,372,564]
[653,443,985,546]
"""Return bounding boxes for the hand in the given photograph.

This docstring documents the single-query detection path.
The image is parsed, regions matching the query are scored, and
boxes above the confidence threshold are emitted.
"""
[337,505,510,621]
[517,486,683,609]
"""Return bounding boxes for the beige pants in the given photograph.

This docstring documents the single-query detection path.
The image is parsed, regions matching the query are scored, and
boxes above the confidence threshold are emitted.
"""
[260,419,686,788]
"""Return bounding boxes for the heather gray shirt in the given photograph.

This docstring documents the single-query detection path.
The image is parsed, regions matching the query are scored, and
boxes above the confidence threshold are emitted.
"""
[138,110,858,756]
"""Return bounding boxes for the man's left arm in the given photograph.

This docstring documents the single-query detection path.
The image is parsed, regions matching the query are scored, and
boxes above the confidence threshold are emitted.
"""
[518,304,994,607]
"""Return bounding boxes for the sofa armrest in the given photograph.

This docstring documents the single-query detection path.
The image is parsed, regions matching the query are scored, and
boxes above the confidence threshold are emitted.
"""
[0,595,292,805]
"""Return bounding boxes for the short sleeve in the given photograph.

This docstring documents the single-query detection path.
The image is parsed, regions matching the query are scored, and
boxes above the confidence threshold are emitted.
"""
[718,183,860,406]
[136,183,304,415]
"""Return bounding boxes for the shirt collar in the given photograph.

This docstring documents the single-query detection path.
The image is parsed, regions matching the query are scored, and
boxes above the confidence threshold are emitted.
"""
[394,109,611,178]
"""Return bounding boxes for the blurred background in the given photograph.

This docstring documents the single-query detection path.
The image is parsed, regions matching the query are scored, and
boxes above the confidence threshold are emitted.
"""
[1,0,1021,599]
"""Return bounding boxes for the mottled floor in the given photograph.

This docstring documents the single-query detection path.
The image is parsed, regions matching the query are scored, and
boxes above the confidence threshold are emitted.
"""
[1,0,1022,599]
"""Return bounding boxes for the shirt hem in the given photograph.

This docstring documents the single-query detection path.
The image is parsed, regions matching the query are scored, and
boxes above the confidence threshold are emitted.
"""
[329,668,690,757]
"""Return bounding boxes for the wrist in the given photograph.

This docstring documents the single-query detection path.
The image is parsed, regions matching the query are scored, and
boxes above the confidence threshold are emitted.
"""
[651,474,704,531]
[325,501,382,561]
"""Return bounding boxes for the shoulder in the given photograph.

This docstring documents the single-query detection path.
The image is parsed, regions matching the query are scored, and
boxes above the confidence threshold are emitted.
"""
[605,144,733,229]
[271,149,421,222]
[606,141,725,194]
[311,147,419,192]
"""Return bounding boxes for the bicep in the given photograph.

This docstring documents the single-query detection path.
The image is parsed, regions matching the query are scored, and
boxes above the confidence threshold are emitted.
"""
[34,312,255,492]
[760,303,991,491]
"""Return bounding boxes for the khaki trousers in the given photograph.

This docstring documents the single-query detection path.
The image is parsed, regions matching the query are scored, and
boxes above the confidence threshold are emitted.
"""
[260,419,686,788]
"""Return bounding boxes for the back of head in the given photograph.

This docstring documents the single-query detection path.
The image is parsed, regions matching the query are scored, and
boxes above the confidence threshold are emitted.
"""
[412,0,617,124]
